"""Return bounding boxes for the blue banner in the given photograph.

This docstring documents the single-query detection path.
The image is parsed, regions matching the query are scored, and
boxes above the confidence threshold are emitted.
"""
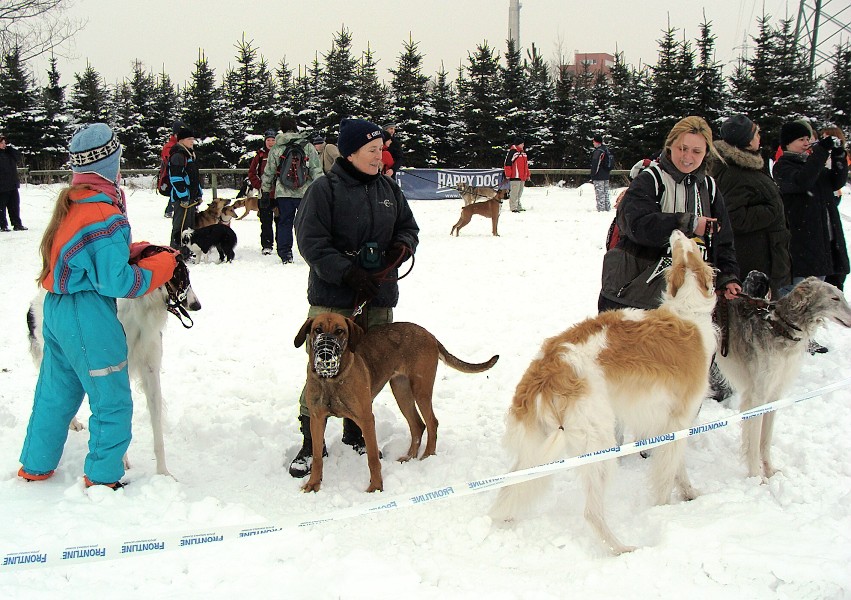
[396,168,506,200]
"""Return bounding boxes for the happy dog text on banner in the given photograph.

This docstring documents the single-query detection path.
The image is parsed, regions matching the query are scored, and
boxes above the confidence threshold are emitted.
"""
[397,168,506,200]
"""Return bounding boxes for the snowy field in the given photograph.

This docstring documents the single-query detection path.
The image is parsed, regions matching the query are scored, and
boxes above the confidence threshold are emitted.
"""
[1,180,850,599]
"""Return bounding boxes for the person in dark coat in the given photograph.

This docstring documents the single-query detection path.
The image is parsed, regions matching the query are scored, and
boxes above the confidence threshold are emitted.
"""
[168,127,202,257]
[289,118,419,478]
[382,123,404,174]
[590,133,612,212]
[248,129,277,254]
[773,121,847,290]
[709,114,791,298]
[0,134,27,231]
[819,126,850,291]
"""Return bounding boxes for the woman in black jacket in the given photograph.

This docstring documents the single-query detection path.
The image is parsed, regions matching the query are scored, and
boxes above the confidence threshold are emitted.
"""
[709,114,791,298]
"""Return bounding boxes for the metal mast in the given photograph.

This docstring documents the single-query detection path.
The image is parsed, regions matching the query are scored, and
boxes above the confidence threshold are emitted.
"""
[509,0,521,49]
[795,0,851,75]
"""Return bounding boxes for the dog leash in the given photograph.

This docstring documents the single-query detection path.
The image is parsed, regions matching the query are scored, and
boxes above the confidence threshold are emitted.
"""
[714,292,802,356]
[139,245,195,329]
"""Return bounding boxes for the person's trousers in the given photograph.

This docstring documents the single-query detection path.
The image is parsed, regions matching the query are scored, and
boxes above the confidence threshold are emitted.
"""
[170,201,198,251]
[297,304,393,417]
[259,204,276,250]
[0,189,23,227]
[593,180,611,211]
[20,291,133,483]
[509,180,525,211]
[275,197,301,259]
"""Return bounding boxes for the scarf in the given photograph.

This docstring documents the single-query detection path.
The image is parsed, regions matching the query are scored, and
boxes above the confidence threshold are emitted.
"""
[71,172,126,214]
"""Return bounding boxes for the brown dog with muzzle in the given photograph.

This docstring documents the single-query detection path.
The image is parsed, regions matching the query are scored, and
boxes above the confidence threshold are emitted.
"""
[294,313,499,493]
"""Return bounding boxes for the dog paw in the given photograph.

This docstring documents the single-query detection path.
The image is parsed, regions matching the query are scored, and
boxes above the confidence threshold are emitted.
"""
[301,481,322,493]
[611,544,638,556]
[366,481,384,493]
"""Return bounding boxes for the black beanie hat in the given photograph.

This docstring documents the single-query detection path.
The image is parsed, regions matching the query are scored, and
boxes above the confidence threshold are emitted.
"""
[593,134,603,144]
[720,115,756,148]
[176,126,195,141]
[337,118,383,157]
[780,121,812,148]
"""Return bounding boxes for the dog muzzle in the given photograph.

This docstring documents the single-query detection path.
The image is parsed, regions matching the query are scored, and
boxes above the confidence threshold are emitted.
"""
[313,333,344,378]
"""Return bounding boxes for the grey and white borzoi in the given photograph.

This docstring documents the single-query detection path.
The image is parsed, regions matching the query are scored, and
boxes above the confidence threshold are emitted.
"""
[715,276,851,480]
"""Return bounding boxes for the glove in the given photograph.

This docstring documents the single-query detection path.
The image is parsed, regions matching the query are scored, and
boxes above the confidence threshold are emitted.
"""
[818,136,841,150]
[343,266,380,300]
[384,242,409,267]
[260,191,270,209]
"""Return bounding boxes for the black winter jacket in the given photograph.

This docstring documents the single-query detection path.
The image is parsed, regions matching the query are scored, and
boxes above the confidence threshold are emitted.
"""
[773,145,848,278]
[295,158,419,309]
[0,146,21,192]
[710,140,791,296]
[590,145,611,181]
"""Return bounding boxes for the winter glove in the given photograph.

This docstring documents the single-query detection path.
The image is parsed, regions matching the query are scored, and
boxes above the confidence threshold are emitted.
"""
[342,266,380,300]
[260,191,271,209]
[818,136,841,151]
[384,242,410,267]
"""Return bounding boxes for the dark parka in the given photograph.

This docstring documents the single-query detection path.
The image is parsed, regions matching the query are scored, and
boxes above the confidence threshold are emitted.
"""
[0,145,21,191]
[600,152,739,309]
[294,157,419,309]
[772,144,848,278]
[709,140,791,296]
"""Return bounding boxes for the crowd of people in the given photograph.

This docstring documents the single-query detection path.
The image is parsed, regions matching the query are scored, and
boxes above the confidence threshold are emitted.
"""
[10,108,850,486]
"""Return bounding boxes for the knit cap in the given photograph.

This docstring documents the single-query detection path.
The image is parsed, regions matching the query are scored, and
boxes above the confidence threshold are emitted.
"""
[720,115,756,148]
[176,126,195,141]
[337,118,383,157]
[264,129,277,140]
[69,123,122,182]
[780,120,813,148]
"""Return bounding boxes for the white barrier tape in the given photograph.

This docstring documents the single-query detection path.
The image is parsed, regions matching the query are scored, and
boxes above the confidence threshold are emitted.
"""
[3,377,850,572]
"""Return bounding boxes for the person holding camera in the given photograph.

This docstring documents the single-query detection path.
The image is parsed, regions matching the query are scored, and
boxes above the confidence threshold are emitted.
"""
[289,117,419,478]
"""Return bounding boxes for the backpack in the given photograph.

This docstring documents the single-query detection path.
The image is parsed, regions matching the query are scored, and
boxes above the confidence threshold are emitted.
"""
[156,158,171,196]
[604,147,615,170]
[277,141,310,190]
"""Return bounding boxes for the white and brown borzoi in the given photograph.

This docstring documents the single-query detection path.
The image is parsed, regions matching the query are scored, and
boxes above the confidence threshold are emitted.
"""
[28,251,201,477]
[490,230,717,555]
[715,276,851,480]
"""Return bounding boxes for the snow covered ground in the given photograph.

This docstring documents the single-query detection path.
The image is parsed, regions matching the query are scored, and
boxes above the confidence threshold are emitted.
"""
[1,181,850,599]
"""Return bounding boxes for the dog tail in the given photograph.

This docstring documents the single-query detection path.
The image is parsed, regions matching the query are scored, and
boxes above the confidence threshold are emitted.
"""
[437,342,498,373]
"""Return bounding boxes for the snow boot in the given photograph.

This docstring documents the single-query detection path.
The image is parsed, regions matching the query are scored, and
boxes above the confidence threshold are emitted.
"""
[341,418,382,458]
[288,415,327,478]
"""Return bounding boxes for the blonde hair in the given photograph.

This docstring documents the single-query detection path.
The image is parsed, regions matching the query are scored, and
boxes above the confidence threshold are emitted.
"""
[37,185,90,284]
[664,116,722,163]
[820,126,846,145]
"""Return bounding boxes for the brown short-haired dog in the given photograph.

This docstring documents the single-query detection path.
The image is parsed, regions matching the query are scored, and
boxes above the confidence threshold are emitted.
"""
[450,190,508,237]
[294,313,499,493]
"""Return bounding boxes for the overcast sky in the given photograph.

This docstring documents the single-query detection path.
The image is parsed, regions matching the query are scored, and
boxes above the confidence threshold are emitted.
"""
[33,0,807,85]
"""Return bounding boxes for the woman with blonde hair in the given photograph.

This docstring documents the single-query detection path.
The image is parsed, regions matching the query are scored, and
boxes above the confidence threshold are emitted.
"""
[599,115,741,312]
[18,124,176,490]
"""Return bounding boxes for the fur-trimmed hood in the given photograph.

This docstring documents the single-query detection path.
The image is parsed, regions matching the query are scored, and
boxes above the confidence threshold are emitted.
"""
[714,140,764,171]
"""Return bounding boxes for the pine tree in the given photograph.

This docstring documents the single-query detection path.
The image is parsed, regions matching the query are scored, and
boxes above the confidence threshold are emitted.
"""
[354,44,390,125]
[502,38,529,142]
[68,63,111,127]
[566,63,597,169]
[182,51,226,166]
[648,24,691,147]
[549,65,576,169]
[524,44,554,166]
[38,56,71,169]
[273,57,296,124]
[388,36,431,167]
[823,42,851,130]
[694,15,727,129]
[426,64,458,167]
[116,60,156,167]
[0,45,40,156]
[150,70,180,153]
[456,42,504,167]
[319,27,359,136]
[111,81,143,167]
[222,36,272,164]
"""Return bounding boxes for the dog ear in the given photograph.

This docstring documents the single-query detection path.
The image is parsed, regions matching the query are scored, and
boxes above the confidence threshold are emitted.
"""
[294,318,313,348]
[345,317,364,351]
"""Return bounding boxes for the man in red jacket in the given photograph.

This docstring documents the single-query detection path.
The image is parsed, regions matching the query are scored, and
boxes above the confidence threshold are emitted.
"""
[504,138,530,212]
[249,129,277,255]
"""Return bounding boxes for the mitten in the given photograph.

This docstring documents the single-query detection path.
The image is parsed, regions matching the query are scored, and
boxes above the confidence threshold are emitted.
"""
[818,136,841,150]
[342,266,380,299]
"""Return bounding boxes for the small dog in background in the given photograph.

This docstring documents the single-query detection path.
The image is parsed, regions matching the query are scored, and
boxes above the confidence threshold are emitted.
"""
[456,182,506,206]
[182,225,237,263]
[450,190,508,237]
[194,198,227,229]
[232,196,261,220]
